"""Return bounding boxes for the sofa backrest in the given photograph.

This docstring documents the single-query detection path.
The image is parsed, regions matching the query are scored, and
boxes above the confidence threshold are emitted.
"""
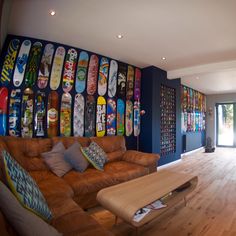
[52,136,90,148]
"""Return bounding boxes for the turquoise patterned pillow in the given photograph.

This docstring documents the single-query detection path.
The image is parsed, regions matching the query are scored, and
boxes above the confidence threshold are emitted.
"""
[81,142,107,171]
[1,150,52,221]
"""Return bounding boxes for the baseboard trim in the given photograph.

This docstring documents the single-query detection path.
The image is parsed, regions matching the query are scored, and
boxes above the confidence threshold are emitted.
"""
[181,146,205,157]
[157,159,182,170]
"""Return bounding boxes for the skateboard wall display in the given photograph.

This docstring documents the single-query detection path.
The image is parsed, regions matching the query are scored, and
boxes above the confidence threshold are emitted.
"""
[117,99,125,136]
[73,93,84,137]
[75,51,89,93]
[62,48,77,93]
[0,87,8,136]
[9,89,21,136]
[108,60,118,98]
[125,100,133,136]
[133,100,141,137]
[0,39,20,86]
[126,65,134,100]
[98,57,109,96]
[134,68,141,101]
[117,62,127,98]
[96,96,106,137]
[84,95,96,137]
[50,46,66,90]
[107,98,116,136]
[87,55,99,95]
[37,43,55,89]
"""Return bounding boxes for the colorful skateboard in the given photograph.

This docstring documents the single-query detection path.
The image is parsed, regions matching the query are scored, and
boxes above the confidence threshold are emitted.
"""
[84,95,95,137]
[8,89,21,136]
[47,91,59,137]
[0,87,8,136]
[13,40,31,87]
[125,100,133,136]
[108,60,118,98]
[21,88,34,138]
[133,101,140,137]
[60,93,72,137]
[62,48,77,93]
[96,96,106,137]
[73,94,84,137]
[117,99,125,136]
[25,42,43,87]
[37,43,55,89]
[107,98,116,136]
[98,57,109,96]
[75,51,89,93]
[87,55,99,95]
[50,46,66,90]
[134,68,141,100]
[117,63,127,98]
[183,112,188,132]
[126,65,134,100]
[34,91,46,137]
[0,39,20,86]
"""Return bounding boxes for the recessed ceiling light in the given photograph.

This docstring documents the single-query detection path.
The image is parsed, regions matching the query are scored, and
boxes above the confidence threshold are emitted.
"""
[50,10,56,16]
[116,34,123,39]
[196,76,199,80]
[162,57,166,60]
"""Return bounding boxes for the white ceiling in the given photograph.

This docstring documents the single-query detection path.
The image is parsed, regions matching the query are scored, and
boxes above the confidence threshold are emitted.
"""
[7,0,236,94]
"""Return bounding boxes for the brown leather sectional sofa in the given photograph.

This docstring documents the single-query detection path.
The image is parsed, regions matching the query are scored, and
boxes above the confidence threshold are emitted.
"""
[0,135,160,236]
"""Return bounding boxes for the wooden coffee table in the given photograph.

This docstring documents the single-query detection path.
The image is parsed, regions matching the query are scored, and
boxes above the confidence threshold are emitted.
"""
[97,170,197,231]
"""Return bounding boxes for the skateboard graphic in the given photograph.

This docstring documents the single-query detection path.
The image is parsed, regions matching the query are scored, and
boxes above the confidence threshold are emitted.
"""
[13,39,31,87]
[133,101,140,137]
[183,111,188,132]
[0,39,20,86]
[107,98,116,136]
[37,43,55,89]
[60,93,72,137]
[8,89,21,136]
[0,87,8,136]
[98,57,109,96]
[47,91,59,137]
[108,60,118,98]
[96,96,106,137]
[50,46,66,90]
[134,68,141,100]
[21,88,34,138]
[62,48,77,93]
[25,42,43,87]
[34,91,46,137]
[75,51,89,93]
[117,99,125,136]
[84,95,95,137]
[117,62,127,98]
[73,93,84,137]
[87,55,99,95]
[126,65,134,100]
[125,100,133,136]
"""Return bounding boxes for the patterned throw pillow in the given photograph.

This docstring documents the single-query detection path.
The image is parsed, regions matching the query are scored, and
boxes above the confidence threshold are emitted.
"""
[81,142,107,171]
[1,150,52,221]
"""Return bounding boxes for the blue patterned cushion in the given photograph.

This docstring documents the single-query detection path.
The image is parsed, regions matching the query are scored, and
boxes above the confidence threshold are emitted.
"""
[81,142,107,171]
[1,150,52,221]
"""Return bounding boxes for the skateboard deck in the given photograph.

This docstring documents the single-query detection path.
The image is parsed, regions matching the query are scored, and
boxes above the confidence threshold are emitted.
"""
[25,42,43,87]
[0,39,20,86]
[133,101,140,137]
[73,93,84,137]
[98,57,109,96]
[117,62,127,98]
[60,93,72,137]
[125,100,133,136]
[37,43,54,89]
[34,91,46,137]
[0,87,8,136]
[21,88,34,138]
[84,95,95,137]
[47,91,59,137]
[62,48,77,93]
[75,51,89,93]
[9,89,21,137]
[87,55,99,95]
[96,96,106,137]
[183,111,188,132]
[50,46,66,90]
[13,39,31,87]
[107,98,116,136]
[108,60,118,98]
[117,99,125,136]
[126,65,134,100]
[134,68,141,100]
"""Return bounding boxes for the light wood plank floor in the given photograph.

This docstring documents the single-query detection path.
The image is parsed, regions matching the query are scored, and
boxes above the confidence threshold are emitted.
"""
[89,148,236,236]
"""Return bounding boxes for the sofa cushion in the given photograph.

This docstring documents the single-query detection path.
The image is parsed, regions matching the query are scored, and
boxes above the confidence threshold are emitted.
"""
[106,150,125,163]
[52,136,90,148]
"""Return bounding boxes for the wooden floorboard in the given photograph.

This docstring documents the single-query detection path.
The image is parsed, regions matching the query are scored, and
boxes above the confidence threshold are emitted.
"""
[89,148,236,236]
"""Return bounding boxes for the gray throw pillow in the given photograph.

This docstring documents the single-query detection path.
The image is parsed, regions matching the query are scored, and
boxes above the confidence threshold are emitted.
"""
[41,142,72,177]
[0,181,62,236]
[64,142,89,172]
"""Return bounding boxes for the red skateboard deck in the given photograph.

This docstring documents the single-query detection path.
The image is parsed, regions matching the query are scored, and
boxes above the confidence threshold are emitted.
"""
[87,55,99,95]
[0,87,8,136]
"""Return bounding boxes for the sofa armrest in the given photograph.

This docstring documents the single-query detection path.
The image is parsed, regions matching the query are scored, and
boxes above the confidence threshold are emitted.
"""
[122,150,160,173]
